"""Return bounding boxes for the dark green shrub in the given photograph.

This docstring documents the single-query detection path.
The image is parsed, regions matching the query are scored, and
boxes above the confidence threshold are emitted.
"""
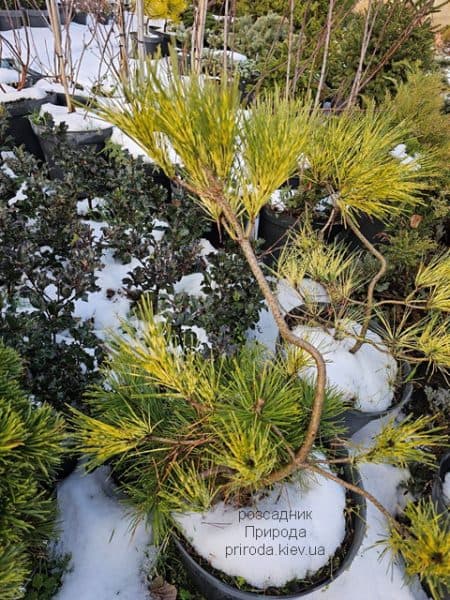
[327,1,435,104]
[0,151,103,411]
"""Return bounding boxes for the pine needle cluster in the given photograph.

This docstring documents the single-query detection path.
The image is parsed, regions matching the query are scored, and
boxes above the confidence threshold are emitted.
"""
[73,301,347,541]
[386,500,450,600]
[278,223,363,308]
[0,342,65,600]
[354,415,447,468]
[305,102,435,222]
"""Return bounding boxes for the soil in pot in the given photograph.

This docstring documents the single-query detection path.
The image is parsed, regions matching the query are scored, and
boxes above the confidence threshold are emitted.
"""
[0,9,23,31]
[2,90,56,159]
[172,459,366,599]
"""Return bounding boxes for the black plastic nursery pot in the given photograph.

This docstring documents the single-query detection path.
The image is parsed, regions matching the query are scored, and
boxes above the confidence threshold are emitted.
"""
[30,120,113,178]
[130,31,171,58]
[22,7,71,27]
[173,461,367,600]
[258,205,345,265]
[340,368,413,438]
[0,9,23,30]
[432,452,450,518]
[258,202,385,267]
[2,92,56,160]
[72,11,88,25]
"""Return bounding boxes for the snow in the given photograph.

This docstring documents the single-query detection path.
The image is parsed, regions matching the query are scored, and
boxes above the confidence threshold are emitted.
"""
[0,85,47,104]
[76,197,105,216]
[181,324,211,348]
[205,49,248,62]
[269,187,296,211]
[390,143,420,166]
[173,272,206,298]
[0,67,20,85]
[174,458,346,589]
[443,472,450,505]
[292,322,398,412]
[111,127,153,162]
[7,182,28,206]
[247,279,329,355]
[39,102,111,131]
[198,238,217,257]
[73,245,138,336]
[54,465,154,600]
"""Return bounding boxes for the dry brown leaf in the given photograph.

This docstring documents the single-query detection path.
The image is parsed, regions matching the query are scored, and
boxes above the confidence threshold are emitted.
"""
[150,576,177,600]
[410,214,423,229]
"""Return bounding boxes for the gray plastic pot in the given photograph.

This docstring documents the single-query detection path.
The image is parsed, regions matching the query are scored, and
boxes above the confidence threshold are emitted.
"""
[341,363,413,438]
[0,9,23,30]
[432,452,450,518]
[174,461,366,600]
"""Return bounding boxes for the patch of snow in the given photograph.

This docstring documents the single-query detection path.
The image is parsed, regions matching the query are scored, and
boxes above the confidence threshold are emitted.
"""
[54,465,154,600]
[173,272,206,298]
[391,143,409,160]
[1,163,16,179]
[181,325,211,349]
[205,49,248,62]
[77,197,105,216]
[0,86,47,104]
[8,182,28,206]
[174,459,346,589]
[110,127,153,162]
[390,143,420,167]
[39,102,111,131]
[269,188,296,211]
[151,218,168,242]
[277,278,329,315]
[0,67,20,85]
[247,301,278,354]
[74,249,139,335]
[292,322,398,412]
[198,238,217,257]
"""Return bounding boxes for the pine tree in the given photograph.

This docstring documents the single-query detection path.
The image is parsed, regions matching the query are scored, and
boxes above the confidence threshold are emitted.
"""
[0,342,65,600]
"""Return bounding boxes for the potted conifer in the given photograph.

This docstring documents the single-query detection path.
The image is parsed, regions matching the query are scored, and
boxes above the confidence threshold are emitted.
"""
[72,65,449,598]
[275,224,449,435]
[0,342,65,600]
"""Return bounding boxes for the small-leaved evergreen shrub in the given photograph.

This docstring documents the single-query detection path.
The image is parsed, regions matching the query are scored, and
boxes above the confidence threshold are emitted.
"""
[0,153,103,411]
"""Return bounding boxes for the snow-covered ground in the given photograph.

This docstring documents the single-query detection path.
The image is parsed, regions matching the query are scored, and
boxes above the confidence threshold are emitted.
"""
[54,466,154,600]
